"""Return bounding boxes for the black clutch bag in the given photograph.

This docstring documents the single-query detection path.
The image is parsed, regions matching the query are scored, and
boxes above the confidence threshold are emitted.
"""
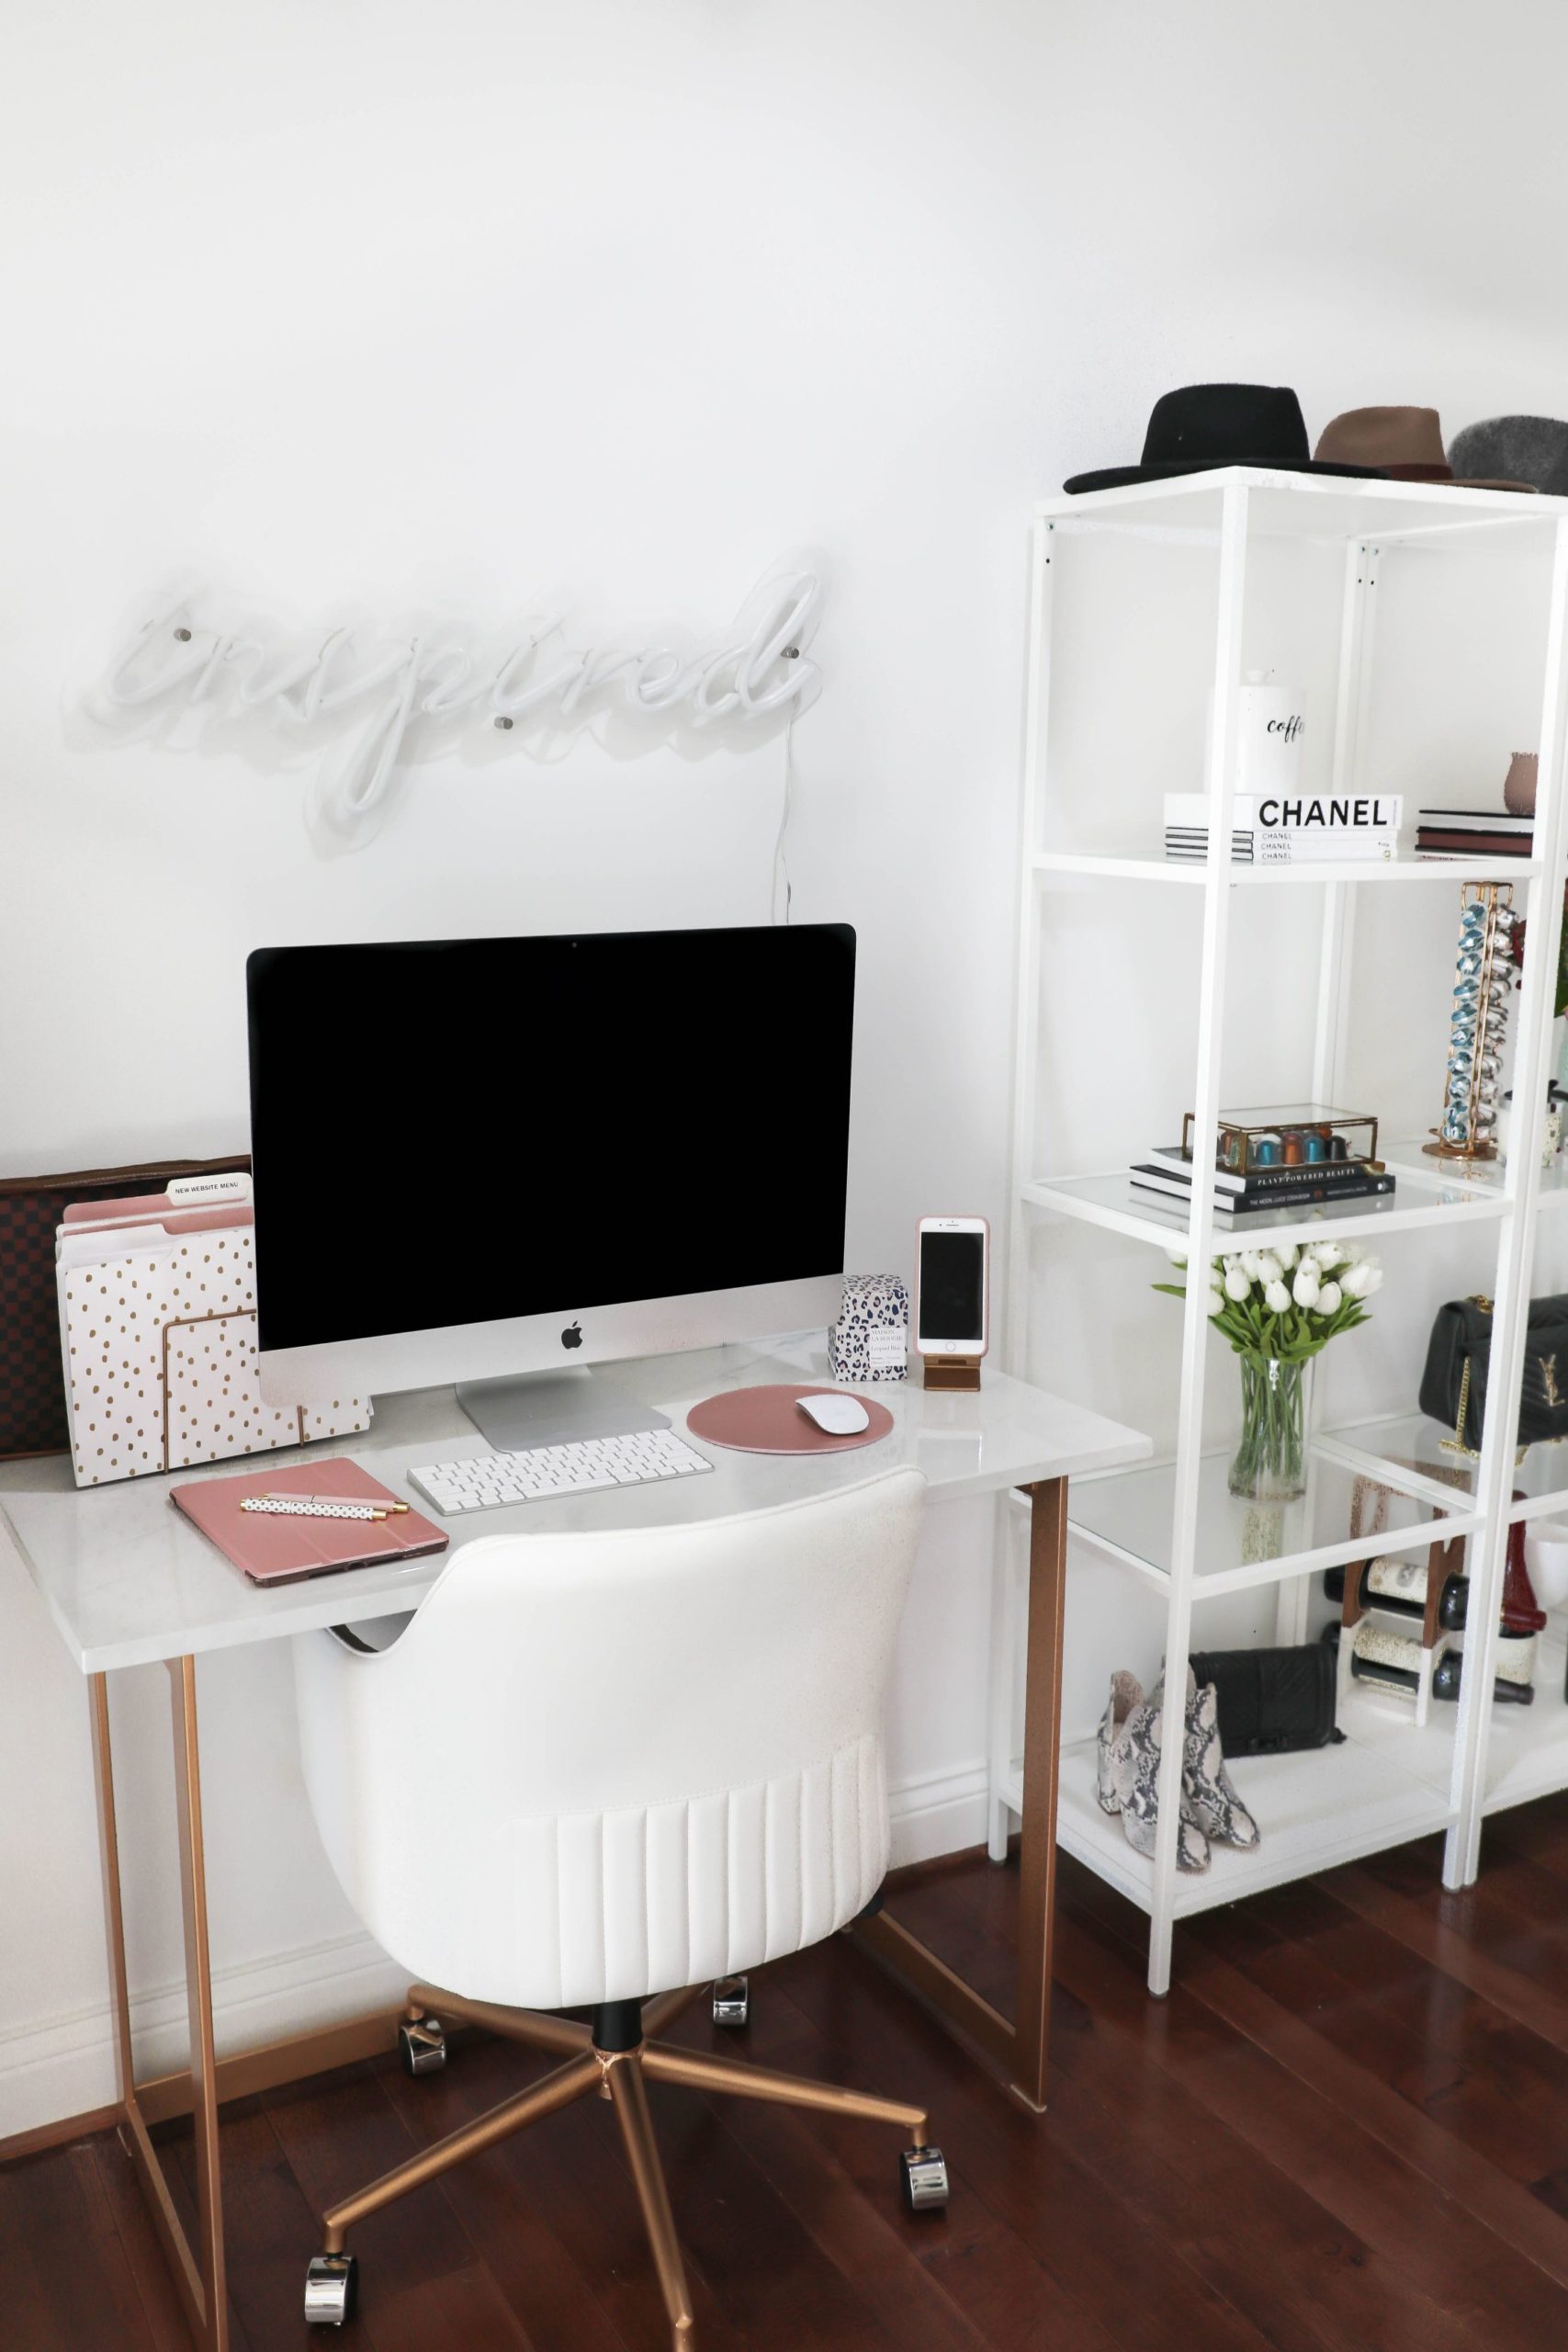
[1418,1293,1568,1455]
[1188,1645,1340,1756]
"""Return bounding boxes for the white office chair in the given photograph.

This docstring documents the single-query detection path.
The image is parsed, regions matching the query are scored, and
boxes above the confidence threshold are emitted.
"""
[291,1465,944,2344]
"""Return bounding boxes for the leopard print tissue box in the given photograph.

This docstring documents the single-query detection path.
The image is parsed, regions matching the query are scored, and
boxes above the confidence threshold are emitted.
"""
[829,1273,909,1384]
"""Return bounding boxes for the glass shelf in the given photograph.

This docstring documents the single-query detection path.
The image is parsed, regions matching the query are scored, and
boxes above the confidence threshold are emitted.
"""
[1021,1167,1507,1251]
[1314,1410,1568,1526]
[1032,850,1540,888]
[1066,1439,1479,1595]
[1382,1139,1568,1213]
[1512,1457,1568,1524]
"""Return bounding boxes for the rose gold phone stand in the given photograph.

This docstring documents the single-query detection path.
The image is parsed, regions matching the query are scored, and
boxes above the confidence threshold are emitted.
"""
[922,1355,982,1393]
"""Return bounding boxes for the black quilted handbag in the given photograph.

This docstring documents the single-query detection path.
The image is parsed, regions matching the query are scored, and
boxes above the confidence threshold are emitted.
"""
[1188,1645,1340,1756]
[1418,1292,1568,1455]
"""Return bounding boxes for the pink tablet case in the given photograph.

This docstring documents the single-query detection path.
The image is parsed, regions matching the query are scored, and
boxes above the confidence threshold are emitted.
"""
[685,1385,894,1455]
[172,1457,447,1585]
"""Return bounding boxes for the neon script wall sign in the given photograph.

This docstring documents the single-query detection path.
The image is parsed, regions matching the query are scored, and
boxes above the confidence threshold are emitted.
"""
[87,566,823,842]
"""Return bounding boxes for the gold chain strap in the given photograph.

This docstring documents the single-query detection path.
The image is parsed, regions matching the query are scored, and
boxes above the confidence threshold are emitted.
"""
[1440,1353,1476,1458]
[1438,1295,1527,1464]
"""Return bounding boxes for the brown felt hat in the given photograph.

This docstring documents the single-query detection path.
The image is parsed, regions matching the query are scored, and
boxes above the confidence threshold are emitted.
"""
[1314,406,1534,492]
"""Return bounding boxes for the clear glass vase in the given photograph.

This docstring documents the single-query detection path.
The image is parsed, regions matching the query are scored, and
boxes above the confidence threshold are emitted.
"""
[1228,1354,1306,1501]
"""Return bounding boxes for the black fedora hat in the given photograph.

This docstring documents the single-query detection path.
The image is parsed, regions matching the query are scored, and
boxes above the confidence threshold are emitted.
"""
[1064,384,1387,495]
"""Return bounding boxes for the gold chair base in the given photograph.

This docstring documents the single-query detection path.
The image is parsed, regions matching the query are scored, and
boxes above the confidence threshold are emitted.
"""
[315,1982,937,2350]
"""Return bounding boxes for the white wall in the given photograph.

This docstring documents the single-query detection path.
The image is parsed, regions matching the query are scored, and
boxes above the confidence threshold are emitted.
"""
[7,0,1568,2134]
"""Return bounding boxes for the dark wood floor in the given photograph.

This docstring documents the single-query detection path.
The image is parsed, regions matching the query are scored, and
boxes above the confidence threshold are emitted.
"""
[11,1795,1568,2351]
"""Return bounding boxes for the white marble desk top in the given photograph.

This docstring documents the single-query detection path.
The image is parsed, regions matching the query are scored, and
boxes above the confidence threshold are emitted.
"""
[0,1332,1150,1674]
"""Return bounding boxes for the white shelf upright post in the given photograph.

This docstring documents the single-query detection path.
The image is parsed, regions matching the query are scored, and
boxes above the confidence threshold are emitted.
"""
[1148,483,1250,1996]
[1446,514,1568,1887]
[993,517,1055,1863]
[1279,540,1380,1647]
[1309,539,1380,1113]
[1006,518,1054,1374]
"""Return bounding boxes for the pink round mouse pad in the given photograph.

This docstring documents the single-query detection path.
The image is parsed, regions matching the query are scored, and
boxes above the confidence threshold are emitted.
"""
[685,1384,894,1455]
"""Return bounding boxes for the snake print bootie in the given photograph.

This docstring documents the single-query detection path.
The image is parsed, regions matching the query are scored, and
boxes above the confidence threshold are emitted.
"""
[1147,1666,1261,1850]
[1095,1672,1210,1871]
[1179,1674,1260,1849]
[1095,1670,1144,1814]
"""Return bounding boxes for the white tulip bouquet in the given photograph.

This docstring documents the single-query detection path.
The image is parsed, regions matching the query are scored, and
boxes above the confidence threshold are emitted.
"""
[1156,1238,1383,1357]
[1155,1241,1384,1498]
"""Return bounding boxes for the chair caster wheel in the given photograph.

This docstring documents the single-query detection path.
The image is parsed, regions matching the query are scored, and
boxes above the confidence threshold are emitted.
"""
[712,1974,749,2028]
[304,2251,359,2325]
[398,2016,446,2076]
[901,2145,948,2213]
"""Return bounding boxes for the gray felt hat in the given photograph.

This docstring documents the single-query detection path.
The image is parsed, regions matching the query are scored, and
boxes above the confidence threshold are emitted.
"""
[1447,415,1568,498]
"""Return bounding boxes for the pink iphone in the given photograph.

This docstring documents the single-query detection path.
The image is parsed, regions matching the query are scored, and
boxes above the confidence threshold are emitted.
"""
[915,1216,989,1360]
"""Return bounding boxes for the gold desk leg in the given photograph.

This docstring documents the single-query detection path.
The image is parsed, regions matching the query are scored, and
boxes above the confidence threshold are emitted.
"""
[168,1656,229,2349]
[90,1676,137,2107]
[91,1670,226,2346]
[1011,1475,1066,2111]
[849,1476,1066,2116]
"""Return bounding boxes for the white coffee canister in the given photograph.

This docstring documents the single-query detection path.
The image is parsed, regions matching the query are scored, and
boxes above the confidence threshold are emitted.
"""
[1205,671,1305,795]
[1526,1518,1568,1611]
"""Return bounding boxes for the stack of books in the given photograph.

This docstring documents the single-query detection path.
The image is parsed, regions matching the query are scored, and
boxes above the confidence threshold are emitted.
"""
[1129,1145,1396,1223]
[1164,792,1402,865]
[1415,808,1534,861]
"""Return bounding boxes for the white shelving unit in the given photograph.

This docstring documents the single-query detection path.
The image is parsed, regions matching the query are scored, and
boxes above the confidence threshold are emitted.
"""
[998,466,1568,1995]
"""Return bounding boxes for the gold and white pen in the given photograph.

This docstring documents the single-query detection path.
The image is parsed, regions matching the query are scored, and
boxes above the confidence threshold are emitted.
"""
[262,1489,409,1514]
[241,1497,389,1521]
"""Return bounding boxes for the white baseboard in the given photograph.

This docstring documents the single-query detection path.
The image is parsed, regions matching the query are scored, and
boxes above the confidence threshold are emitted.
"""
[2,1762,991,2141]
[0,1927,406,2143]
[887,1758,990,1868]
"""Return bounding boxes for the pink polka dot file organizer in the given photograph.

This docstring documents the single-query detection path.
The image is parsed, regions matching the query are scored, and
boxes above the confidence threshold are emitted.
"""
[55,1193,370,1487]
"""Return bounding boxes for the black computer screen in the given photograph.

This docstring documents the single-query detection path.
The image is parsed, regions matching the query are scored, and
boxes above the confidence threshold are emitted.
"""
[919,1231,985,1340]
[245,924,856,1351]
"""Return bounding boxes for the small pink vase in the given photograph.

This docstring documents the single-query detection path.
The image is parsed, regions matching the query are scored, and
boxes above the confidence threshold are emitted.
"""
[1504,752,1539,816]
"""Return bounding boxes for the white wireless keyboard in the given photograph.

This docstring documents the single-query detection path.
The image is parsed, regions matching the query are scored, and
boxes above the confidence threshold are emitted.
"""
[408,1429,714,1516]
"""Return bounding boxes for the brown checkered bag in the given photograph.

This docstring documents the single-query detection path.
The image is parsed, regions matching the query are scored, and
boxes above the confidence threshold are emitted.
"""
[0,1157,249,1459]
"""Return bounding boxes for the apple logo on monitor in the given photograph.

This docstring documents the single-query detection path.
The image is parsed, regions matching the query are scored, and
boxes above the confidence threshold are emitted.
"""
[560,1322,583,1351]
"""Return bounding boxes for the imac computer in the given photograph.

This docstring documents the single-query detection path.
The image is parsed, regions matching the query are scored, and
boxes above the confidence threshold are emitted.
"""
[246,923,856,1449]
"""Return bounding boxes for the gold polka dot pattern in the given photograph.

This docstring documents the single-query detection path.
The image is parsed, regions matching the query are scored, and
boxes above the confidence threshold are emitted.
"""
[61,1224,370,1485]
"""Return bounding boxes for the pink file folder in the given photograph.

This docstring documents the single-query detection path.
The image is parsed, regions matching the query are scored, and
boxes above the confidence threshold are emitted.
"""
[62,1189,252,1236]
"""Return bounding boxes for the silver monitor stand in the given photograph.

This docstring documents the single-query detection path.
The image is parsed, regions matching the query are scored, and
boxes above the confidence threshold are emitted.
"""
[455,1368,671,1453]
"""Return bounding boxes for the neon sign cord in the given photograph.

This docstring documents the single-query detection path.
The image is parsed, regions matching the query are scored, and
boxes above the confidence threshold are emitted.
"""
[772,710,795,925]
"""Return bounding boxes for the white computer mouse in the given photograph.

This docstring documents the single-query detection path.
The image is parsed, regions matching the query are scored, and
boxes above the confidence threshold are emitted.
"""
[796,1391,871,1436]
